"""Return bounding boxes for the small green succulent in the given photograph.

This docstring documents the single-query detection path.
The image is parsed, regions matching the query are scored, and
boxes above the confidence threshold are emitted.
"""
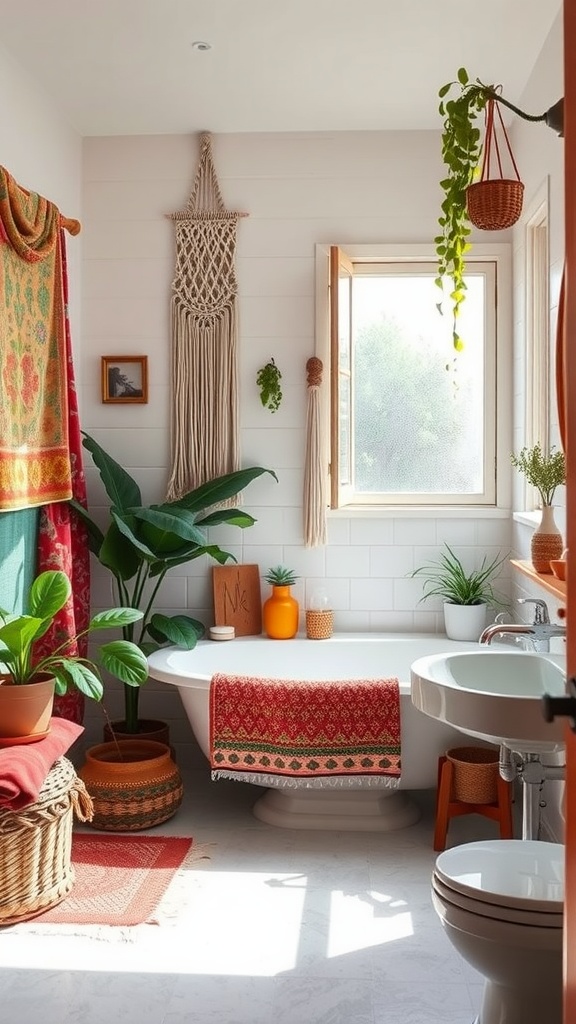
[256,358,283,413]
[264,565,299,587]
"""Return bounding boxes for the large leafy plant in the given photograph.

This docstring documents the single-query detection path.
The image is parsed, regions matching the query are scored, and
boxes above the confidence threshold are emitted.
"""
[70,433,277,732]
[410,544,508,608]
[0,570,147,697]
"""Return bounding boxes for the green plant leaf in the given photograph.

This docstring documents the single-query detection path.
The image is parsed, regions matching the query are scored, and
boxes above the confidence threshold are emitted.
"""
[196,509,257,529]
[167,467,277,513]
[67,498,105,555]
[100,640,149,685]
[110,511,158,562]
[89,608,144,630]
[133,506,207,553]
[81,432,142,510]
[99,521,142,581]
[0,616,44,660]
[148,613,204,648]
[55,661,104,701]
[28,570,71,620]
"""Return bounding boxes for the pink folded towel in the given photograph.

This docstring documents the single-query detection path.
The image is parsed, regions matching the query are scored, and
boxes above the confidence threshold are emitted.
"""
[0,717,84,811]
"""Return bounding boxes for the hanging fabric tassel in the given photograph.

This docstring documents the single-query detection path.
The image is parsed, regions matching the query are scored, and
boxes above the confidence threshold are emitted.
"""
[303,356,327,547]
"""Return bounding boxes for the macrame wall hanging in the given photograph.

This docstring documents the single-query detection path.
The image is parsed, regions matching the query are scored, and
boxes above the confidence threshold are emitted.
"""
[166,133,247,499]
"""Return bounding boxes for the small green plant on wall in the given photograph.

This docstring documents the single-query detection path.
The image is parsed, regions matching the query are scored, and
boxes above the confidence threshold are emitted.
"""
[256,357,283,413]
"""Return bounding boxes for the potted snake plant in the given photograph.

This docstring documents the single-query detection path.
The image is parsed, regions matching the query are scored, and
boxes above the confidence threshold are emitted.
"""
[410,544,508,641]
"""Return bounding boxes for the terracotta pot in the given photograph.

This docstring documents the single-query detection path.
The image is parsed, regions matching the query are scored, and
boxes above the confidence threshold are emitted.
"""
[0,674,55,742]
[263,585,299,639]
[531,506,563,574]
[79,739,183,832]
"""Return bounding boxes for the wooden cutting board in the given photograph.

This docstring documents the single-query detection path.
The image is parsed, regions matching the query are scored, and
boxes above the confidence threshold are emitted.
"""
[212,564,262,636]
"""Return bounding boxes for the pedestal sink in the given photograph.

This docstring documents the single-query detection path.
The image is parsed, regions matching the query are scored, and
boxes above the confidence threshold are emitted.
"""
[410,649,566,754]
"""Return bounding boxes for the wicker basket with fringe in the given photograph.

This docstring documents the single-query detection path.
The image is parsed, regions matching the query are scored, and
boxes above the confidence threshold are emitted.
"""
[446,746,499,805]
[0,756,94,924]
[79,740,183,832]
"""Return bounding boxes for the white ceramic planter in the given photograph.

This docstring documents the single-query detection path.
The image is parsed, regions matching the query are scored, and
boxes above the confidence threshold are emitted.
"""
[443,602,487,642]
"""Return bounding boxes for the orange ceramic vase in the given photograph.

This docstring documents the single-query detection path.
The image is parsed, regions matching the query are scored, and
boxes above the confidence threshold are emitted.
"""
[263,585,299,639]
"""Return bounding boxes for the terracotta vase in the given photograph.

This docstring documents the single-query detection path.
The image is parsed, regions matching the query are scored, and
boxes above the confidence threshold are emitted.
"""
[263,585,299,639]
[531,505,564,574]
[79,739,183,832]
[0,674,55,742]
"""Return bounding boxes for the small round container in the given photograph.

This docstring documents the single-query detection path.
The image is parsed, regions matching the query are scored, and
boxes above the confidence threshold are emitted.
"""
[209,625,235,641]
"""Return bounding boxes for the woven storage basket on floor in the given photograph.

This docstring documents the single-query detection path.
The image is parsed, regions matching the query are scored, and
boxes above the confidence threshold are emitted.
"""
[79,739,183,832]
[466,179,524,230]
[446,746,499,805]
[0,756,94,925]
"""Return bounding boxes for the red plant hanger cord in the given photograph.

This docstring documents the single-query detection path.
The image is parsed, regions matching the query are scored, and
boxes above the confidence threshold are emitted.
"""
[480,98,522,183]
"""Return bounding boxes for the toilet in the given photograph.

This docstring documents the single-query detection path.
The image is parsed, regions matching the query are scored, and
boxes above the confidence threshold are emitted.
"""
[431,839,564,1024]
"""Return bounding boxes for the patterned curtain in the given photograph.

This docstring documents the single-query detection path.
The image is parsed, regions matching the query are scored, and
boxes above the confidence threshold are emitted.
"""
[0,168,88,724]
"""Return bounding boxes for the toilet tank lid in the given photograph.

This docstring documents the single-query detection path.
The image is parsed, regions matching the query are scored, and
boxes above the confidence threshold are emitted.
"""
[435,839,564,910]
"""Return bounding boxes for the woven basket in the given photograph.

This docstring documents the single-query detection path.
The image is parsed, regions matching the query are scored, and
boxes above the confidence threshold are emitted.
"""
[79,740,183,832]
[466,179,524,231]
[446,746,499,805]
[0,756,94,925]
[305,610,334,640]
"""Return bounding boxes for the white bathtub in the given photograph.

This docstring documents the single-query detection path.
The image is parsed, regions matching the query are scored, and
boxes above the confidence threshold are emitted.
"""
[147,633,480,831]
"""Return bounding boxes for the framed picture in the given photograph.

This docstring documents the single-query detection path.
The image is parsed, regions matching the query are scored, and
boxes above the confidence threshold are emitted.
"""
[101,355,148,404]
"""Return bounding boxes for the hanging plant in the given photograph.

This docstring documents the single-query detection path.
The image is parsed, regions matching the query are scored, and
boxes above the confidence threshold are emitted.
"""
[256,357,283,413]
[436,68,492,352]
[436,68,549,351]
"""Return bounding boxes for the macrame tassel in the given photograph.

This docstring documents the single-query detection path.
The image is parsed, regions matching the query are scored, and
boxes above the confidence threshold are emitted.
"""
[166,133,247,499]
[304,356,327,547]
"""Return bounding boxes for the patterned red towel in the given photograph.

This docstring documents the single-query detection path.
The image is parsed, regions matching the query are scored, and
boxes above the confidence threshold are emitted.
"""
[0,717,84,810]
[209,673,401,782]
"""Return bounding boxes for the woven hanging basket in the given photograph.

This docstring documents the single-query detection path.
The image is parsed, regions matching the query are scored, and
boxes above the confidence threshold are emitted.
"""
[466,98,524,231]
[466,178,525,231]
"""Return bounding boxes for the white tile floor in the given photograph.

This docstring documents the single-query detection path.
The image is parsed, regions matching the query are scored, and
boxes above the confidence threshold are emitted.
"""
[0,769,497,1024]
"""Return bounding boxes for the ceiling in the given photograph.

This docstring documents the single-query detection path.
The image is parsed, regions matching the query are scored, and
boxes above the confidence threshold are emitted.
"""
[0,0,562,136]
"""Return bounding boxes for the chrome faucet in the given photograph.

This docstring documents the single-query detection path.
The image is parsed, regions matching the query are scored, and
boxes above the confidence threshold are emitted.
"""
[479,599,566,652]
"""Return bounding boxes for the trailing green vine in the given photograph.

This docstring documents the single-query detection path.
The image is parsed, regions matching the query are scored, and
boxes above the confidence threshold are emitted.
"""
[256,357,283,413]
[436,68,493,351]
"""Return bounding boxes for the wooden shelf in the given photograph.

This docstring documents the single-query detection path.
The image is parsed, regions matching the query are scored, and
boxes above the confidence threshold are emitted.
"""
[510,559,566,602]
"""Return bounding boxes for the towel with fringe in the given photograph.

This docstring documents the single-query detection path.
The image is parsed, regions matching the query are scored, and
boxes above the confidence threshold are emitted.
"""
[209,673,401,787]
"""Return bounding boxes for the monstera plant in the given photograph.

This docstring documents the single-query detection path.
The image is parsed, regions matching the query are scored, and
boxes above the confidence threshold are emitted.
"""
[70,433,277,733]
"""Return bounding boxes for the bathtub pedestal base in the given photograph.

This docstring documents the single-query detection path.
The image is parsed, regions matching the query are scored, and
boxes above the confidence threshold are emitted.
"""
[252,785,421,831]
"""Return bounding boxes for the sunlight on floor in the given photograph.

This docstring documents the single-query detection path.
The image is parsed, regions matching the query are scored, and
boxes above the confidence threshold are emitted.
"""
[1,874,415,978]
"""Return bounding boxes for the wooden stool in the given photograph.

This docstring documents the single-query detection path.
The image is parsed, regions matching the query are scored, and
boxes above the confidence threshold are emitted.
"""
[433,754,514,852]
